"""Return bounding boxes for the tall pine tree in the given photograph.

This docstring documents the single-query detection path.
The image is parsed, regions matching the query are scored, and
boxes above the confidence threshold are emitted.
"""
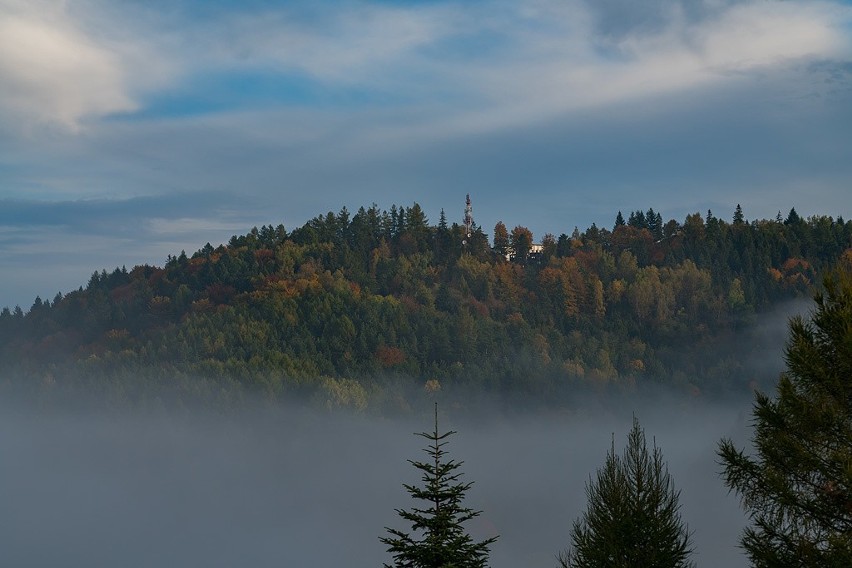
[559,417,694,568]
[381,404,497,568]
[719,268,852,566]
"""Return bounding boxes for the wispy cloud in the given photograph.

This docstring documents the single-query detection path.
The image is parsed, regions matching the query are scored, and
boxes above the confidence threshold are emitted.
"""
[210,3,460,84]
[416,0,852,134]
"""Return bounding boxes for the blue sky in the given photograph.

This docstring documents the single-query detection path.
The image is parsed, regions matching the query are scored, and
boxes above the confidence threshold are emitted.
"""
[1,0,851,309]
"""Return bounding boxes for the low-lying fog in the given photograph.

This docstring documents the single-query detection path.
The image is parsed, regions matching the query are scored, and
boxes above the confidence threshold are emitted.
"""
[0,397,754,567]
[1,299,809,567]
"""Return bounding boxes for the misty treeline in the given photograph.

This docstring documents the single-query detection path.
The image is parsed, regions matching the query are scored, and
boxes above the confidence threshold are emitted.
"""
[0,202,850,409]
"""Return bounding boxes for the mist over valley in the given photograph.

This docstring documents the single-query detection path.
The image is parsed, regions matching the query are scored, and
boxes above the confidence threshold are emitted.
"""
[0,394,754,567]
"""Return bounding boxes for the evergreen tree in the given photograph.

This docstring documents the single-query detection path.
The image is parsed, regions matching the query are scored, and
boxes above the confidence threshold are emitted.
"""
[381,404,497,568]
[785,207,802,226]
[628,210,648,230]
[654,212,664,240]
[557,233,572,257]
[493,221,509,259]
[718,268,852,567]
[509,225,533,264]
[559,417,694,568]
[733,204,745,225]
[585,223,601,244]
[435,209,450,263]
[647,208,664,241]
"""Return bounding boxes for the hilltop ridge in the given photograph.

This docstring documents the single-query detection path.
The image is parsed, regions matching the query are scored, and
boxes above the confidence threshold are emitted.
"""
[1,203,849,411]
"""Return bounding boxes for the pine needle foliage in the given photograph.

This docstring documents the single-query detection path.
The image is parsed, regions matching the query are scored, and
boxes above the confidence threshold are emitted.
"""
[559,416,695,568]
[718,269,852,567]
[381,404,497,568]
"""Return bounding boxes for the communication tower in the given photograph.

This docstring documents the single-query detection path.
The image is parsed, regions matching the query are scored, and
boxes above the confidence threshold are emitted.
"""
[463,194,473,246]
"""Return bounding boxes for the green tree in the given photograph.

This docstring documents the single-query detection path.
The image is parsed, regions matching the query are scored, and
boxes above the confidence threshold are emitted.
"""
[493,221,509,259]
[381,404,497,568]
[718,269,852,567]
[509,225,533,264]
[785,207,802,226]
[733,204,745,225]
[559,417,694,568]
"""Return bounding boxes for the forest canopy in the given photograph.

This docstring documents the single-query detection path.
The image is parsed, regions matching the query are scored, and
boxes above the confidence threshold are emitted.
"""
[1,203,849,411]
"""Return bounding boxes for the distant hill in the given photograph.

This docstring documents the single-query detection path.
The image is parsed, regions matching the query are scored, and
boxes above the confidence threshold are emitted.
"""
[1,204,849,412]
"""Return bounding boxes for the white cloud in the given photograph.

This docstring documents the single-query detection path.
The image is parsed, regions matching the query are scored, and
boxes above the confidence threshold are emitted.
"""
[0,0,178,133]
[432,0,852,134]
[696,2,845,71]
[0,0,140,129]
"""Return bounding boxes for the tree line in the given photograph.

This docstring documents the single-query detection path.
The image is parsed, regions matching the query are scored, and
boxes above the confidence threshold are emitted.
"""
[0,202,850,409]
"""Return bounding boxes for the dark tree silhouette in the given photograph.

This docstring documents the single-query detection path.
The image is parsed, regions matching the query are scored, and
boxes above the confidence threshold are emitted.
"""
[719,268,852,567]
[381,404,497,568]
[492,221,509,259]
[559,417,694,568]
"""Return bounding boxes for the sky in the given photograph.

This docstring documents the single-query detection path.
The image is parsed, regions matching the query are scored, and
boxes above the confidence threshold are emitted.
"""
[1,0,852,309]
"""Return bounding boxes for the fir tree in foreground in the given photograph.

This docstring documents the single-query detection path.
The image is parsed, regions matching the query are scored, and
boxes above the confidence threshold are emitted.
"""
[559,417,694,568]
[718,267,852,567]
[381,404,497,568]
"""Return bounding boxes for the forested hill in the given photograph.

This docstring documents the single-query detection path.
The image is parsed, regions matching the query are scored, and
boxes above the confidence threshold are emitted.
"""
[1,204,850,411]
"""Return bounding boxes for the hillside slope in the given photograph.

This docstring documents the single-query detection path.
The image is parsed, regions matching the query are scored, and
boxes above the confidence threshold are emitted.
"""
[1,204,849,411]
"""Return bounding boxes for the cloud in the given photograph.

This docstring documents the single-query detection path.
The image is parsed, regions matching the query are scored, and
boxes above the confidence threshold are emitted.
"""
[695,2,843,70]
[2,1,848,133]
[214,3,459,84]
[0,0,140,129]
[128,0,842,140]
[430,0,852,134]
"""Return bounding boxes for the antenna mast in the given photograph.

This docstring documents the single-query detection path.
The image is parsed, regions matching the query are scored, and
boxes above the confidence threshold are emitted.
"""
[463,194,473,246]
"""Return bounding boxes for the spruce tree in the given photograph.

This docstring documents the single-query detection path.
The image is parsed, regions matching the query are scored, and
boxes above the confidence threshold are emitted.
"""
[492,221,509,259]
[559,417,694,568]
[381,404,497,568]
[733,204,745,225]
[718,269,852,566]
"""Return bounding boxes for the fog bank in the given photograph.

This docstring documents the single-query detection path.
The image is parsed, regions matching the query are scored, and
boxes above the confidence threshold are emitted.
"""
[0,397,752,567]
